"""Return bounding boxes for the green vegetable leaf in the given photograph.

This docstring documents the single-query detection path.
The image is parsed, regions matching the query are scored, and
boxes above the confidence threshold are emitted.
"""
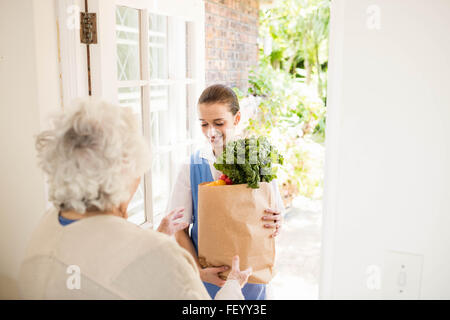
[214,136,284,189]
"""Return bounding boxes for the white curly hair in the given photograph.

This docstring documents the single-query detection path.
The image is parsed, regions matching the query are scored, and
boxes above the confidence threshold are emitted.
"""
[36,98,151,213]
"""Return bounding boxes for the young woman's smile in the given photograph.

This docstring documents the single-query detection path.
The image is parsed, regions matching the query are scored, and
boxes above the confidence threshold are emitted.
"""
[198,102,240,153]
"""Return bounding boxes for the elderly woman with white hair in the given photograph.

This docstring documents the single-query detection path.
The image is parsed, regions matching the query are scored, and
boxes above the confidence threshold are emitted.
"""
[18,99,251,299]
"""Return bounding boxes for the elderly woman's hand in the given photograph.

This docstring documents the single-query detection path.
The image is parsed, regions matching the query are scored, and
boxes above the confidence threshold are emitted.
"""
[226,255,252,288]
[157,208,189,236]
[262,208,282,238]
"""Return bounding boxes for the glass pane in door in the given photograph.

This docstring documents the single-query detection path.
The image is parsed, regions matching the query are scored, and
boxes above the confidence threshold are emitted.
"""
[117,85,146,225]
[118,86,143,133]
[127,178,146,225]
[149,85,169,111]
[149,14,168,79]
[116,6,141,81]
[118,86,142,117]
[152,151,171,220]
[151,109,171,152]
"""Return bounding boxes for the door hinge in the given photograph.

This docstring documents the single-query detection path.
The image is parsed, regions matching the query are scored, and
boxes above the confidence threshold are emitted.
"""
[80,12,97,44]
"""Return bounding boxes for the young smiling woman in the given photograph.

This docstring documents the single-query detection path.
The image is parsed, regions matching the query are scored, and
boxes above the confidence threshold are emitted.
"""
[167,84,284,300]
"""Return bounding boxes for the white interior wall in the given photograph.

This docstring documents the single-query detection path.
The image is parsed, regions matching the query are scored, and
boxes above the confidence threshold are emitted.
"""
[0,0,60,299]
[321,0,450,299]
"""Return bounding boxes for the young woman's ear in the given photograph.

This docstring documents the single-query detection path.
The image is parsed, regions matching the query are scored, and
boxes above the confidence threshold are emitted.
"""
[234,111,241,126]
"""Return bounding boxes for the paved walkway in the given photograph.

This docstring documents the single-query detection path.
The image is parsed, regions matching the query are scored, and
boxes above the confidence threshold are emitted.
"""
[266,197,322,300]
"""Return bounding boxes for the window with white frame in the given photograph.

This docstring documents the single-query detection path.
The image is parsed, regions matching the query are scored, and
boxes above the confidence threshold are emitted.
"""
[57,0,204,228]
[113,2,203,227]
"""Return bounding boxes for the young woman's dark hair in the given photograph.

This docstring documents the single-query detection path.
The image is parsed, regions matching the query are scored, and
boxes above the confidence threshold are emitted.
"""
[197,84,240,115]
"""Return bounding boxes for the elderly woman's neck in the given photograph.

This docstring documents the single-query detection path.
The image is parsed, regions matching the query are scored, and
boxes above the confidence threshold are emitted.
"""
[60,206,128,220]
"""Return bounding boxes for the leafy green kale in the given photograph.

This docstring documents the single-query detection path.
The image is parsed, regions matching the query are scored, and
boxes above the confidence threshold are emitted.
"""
[214,136,284,189]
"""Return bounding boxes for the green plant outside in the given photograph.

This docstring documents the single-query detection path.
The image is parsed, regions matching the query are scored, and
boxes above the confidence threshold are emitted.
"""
[236,0,330,207]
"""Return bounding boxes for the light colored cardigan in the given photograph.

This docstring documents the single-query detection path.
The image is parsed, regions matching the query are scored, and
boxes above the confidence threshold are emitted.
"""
[18,208,243,300]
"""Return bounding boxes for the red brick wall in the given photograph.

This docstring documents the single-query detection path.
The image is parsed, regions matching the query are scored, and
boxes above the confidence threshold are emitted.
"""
[205,0,259,93]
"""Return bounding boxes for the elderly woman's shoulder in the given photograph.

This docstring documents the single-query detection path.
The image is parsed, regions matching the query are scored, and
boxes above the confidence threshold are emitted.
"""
[82,213,172,243]
[97,216,199,274]
[94,215,187,254]
[60,213,196,271]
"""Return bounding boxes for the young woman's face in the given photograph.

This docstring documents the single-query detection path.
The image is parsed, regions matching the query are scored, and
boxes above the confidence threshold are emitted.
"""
[198,102,241,150]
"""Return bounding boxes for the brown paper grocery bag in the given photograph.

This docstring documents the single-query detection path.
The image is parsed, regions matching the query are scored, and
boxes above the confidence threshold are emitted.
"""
[197,182,275,284]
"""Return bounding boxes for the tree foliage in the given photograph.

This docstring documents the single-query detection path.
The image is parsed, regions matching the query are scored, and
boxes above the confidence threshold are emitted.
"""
[260,0,330,99]
[237,0,330,205]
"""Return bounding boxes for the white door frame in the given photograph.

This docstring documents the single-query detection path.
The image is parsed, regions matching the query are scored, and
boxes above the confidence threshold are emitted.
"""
[56,0,89,108]
[319,0,346,299]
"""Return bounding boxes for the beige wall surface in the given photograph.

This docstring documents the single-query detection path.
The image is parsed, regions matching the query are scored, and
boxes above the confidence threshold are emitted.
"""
[0,0,60,299]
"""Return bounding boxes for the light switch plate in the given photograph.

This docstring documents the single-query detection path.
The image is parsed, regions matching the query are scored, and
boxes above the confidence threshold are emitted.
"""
[382,250,424,299]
